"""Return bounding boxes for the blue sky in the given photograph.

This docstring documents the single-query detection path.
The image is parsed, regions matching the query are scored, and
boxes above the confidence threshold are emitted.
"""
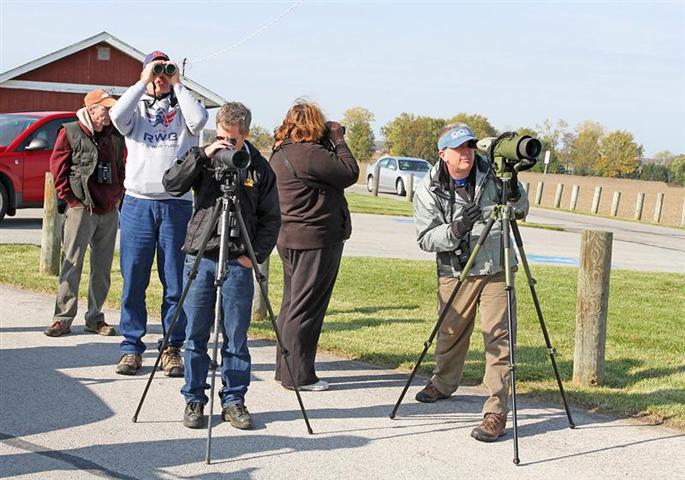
[1,0,683,157]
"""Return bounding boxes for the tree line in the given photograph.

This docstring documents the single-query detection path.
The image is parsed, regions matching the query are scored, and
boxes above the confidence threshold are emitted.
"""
[248,109,685,186]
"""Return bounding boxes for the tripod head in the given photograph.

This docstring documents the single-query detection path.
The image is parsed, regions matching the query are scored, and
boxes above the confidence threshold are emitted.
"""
[477,132,541,180]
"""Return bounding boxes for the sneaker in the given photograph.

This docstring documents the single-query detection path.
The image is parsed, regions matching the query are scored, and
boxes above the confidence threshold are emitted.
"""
[415,382,449,403]
[282,379,329,391]
[84,321,116,336]
[160,346,184,377]
[183,402,206,429]
[471,413,507,442]
[115,353,142,375]
[222,404,253,430]
[44,321,71,337]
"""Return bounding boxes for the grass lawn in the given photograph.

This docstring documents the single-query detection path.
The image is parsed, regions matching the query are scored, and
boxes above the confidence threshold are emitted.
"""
[1,244,683,429]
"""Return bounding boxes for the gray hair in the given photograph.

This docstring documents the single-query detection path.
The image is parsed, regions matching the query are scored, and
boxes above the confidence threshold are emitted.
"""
[216,102,252,133]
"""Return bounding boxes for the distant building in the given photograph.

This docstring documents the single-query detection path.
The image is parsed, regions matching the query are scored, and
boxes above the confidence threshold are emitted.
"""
[0,31,224,112]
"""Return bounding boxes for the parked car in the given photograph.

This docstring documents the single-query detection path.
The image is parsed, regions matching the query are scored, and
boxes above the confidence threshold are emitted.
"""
[0,111,77,221]
[365,156,431,196]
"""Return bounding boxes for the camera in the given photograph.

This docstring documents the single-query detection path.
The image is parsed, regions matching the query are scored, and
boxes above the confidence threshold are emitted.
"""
[477,132,541,177]
[152,63,177,76]
[96,162,112,184]
[212,148,251,171]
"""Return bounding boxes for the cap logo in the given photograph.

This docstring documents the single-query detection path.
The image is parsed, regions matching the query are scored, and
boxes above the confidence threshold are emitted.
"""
[451,128,469,139]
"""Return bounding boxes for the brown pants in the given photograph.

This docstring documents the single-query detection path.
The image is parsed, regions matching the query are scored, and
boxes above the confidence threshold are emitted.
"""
[431,273,515,415]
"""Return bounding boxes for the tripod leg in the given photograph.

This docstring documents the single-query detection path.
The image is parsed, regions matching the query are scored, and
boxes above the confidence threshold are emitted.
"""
[501,206,520,465]
[205,270,225,464]
[132,199,223,423]
[390,213,498,418]
[233,199,314,435]
[510,219,575,429]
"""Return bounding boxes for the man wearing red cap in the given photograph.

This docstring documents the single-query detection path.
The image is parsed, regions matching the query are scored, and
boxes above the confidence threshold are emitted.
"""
[45,89,125,337]
[110,50,208,376]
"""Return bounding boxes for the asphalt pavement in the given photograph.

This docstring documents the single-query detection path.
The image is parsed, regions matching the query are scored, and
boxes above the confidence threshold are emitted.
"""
[1,285,684,479]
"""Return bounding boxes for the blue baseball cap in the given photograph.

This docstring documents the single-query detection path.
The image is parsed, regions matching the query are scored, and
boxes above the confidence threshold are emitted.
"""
[143,50,170,67]
[437,125,477,151]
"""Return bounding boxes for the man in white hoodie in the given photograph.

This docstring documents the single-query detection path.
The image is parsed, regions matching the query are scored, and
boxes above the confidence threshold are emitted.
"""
[46,89,125,337]
[110,50,208,376]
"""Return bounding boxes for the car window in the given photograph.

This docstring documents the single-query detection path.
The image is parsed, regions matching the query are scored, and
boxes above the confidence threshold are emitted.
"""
[18,117,74,151]
[379,158,390,168]
[0,114,39,146]
[387,159,397,170]
[398,160,430,172]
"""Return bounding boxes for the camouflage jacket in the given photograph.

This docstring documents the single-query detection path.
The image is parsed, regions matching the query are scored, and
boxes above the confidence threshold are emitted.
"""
[413,155,529,278]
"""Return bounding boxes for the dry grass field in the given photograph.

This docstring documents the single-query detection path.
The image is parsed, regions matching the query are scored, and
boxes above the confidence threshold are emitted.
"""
[519,172,685,226]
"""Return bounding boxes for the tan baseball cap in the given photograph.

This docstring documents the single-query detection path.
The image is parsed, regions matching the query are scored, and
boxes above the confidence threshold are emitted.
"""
[84,89,116,108]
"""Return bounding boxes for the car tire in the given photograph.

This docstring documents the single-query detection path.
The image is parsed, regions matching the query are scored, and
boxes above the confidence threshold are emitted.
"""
[0,182,8,222]
[367,175,375,192]
[396,178,406,196]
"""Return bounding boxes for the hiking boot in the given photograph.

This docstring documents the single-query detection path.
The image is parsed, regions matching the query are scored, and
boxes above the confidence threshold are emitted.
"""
[84,321,116,336]
[471,413,507,442]
[415,382,449,403]
[115,353,142,375]
[222,404,253,430]
[44,321,71,337]
[183,402,206,429]
[160,346,184,377]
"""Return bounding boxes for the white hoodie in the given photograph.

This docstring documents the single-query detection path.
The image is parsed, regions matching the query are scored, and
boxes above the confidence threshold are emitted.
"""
[110,81,208,200]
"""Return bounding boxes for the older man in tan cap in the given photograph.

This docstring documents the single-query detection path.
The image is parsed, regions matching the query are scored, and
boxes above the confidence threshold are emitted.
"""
[45,89,126,337]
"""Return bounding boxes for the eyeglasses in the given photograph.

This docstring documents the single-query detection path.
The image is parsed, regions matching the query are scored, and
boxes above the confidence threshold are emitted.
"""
[216,136,238,146]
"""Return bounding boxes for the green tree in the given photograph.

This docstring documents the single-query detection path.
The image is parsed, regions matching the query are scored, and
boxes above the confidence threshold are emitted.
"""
[381,113,446,163]
[639,163,672,182]
[249,125,274,155]
[669,154,685,186]
[570,120,604,175]
[651,150,676,166]
[536,119,571,173]
[596,130,642,177]
[341,107,376,163]
[447,113,497,139]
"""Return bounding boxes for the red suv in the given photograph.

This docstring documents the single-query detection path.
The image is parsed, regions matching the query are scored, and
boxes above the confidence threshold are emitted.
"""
[0,112,77,221]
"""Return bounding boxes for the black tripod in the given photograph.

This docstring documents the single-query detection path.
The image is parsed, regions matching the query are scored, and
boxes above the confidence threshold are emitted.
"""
[389,175,575,465]
[132,169,313,464]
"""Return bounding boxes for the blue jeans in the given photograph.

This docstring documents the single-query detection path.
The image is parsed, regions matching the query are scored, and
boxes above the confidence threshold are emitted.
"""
[119,195,192,354]
[180,254,254,407]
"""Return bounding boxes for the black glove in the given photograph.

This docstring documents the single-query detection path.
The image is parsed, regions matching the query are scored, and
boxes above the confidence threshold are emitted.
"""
[507,171,521,202]
[451,203,482,236]
[324,121,346,146]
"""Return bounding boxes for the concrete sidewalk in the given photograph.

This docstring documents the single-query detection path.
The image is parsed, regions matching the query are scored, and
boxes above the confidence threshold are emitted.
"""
[1,285,683,479]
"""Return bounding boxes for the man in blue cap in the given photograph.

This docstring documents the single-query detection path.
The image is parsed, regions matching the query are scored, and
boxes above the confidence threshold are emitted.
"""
[412,123,529,442]
[110,50,208,377]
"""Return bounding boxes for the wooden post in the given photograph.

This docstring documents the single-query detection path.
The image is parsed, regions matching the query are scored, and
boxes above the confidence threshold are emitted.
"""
[554,184,564,208]
[252,257,270,322]
[591,186,602,214]
[523,182,530,201]
[569,185,580,211]
[535,181,544,206]
[39,172,63,275]
[610,191,621,217]
[653,193,664,223]
[406,174,414,202]
[372,165,380,197]
[634,192,645,220]
[573,230,612,386]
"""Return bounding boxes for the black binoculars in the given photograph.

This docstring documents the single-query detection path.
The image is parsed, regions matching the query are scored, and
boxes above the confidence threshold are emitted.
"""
[152,63,177,76]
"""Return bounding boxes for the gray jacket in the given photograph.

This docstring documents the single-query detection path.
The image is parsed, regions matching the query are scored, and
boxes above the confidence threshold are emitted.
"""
[414,156,529,278]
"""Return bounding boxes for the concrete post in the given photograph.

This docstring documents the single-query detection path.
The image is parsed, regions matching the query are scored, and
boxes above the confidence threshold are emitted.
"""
[634,192,645,220]
[591,186,602,214]
[554,184,564,208]
[653,193,664,223]
[569,185,580,211]
[535,182,544,206]
[610,191,621,217]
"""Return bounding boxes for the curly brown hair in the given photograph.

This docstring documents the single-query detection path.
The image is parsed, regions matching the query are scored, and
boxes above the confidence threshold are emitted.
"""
[274,99,326,143]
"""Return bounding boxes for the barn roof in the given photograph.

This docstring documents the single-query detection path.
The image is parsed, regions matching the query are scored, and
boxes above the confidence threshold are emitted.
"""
[0,31,225,108]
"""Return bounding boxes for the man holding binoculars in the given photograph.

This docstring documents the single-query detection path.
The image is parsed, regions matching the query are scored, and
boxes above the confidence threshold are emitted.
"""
[110,50,208,377]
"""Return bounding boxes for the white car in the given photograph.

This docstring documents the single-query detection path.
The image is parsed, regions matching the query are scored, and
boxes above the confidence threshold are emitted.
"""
[365,156,431,196]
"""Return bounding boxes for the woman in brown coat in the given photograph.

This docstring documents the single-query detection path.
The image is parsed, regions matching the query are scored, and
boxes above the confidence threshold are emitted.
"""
[270,100,359,390]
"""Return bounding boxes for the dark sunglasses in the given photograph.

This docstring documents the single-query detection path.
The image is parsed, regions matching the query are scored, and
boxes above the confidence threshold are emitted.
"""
[216,136,238,146]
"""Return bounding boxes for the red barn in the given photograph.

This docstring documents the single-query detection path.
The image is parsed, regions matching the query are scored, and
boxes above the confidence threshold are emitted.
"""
[0,31,224,111]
